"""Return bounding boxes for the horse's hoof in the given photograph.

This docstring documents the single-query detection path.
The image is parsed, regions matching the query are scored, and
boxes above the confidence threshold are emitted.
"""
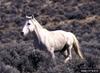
[64,58,70,63]
[64,60,67,63]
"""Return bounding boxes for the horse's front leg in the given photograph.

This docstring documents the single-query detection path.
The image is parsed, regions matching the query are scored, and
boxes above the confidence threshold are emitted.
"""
[48,48,55,60]
[51,48,55,59]
[50,48,57,64]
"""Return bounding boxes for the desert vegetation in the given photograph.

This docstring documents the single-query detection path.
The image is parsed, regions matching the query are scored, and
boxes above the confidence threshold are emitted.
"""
[0,0,100,73]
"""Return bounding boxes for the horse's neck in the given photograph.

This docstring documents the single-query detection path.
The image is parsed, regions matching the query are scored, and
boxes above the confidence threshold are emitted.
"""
[33,18,48,43]
[33,18,43,29]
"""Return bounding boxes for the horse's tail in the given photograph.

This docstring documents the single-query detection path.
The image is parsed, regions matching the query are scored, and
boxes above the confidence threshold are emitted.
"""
[72,35,84,59]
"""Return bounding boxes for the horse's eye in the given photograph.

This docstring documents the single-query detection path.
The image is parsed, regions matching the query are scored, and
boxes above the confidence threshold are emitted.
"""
[27,23,30,25]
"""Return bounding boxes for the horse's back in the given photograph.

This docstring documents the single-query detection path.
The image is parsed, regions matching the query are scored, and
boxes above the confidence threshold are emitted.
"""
[52,30,75,44]
[52,30,74,38]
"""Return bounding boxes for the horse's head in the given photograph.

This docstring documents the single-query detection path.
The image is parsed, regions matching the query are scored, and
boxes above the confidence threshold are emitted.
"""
[21,15,36,36]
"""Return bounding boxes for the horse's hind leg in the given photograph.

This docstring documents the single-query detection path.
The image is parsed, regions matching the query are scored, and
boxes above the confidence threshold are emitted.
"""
[64,45,72,63]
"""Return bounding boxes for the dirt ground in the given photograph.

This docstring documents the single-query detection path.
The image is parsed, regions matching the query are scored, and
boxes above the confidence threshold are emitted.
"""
[0,0,100,73]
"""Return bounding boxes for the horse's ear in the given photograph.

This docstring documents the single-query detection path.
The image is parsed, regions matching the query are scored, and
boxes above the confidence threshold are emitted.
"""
[26,15,34,19]
[26,15,31,19]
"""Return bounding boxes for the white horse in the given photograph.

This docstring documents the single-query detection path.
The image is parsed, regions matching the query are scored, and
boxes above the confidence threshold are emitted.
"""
[21,15,84,63]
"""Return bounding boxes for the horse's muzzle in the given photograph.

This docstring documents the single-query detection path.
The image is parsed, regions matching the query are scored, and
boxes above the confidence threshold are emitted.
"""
[21,32,24,36]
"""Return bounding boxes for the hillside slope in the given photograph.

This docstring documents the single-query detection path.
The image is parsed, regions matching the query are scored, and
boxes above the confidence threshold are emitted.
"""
[0,0,100,73]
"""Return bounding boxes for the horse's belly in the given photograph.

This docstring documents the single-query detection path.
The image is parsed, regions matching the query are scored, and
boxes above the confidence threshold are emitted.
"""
[52,38,66,51]
[54,41,65,51]
[54,44,64,51]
